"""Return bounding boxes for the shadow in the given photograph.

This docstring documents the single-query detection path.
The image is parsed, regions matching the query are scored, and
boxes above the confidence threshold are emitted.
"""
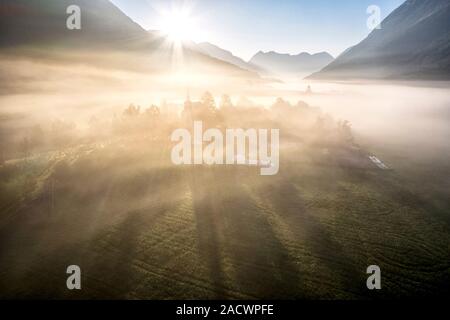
[187,167,227,298]
[258,172,367,299]
[187,166,302,299]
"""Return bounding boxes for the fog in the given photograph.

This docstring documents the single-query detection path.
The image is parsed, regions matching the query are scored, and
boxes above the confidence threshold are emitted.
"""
[1,53,449,165]
[270,80,450,158]
[1,52,449,299]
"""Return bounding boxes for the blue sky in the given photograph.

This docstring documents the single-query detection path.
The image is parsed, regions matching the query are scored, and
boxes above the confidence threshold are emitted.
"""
[110,0,405,60]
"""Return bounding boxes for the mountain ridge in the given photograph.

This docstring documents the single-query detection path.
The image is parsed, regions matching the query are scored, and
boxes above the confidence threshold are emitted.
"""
[307,0,450,80]
[249,50,334,77]
[195,42,265,74]
[0,0,262,80]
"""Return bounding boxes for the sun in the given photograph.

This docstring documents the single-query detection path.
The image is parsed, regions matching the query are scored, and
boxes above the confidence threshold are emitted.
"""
[160,8,196,43]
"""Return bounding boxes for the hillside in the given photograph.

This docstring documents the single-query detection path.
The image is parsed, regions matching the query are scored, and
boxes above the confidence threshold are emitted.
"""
[307,0,450,80]
[0,0,260,79]
[249,51,334,77]
[196,42,266,75]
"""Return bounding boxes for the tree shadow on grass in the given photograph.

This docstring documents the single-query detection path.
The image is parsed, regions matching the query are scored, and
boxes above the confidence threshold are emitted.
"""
[258,173,368,299]
[187,167,228,298]
[188,166,303,299]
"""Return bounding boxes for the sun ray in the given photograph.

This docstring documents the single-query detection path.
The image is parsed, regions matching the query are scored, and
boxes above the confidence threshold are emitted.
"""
[150,2,201,71]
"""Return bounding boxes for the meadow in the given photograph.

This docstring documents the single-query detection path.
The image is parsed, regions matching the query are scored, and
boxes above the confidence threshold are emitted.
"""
[0,89,449,299]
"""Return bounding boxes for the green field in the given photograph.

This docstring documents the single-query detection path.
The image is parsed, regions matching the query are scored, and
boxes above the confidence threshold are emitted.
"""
[1,131,448,299]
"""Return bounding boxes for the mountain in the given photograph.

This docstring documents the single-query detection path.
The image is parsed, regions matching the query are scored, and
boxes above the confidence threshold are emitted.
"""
[195,42,266,74]
[0,0,146,49]
[307,0,450,80]
[249,51,334,77]
[0,0,260,79]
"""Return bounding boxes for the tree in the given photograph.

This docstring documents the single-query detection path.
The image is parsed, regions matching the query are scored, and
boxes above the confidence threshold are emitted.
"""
[272,97,291,111]
[146,105,160,117]
[146,105,161,130]
[340,120,354,143]
[19,137,30,159]
[51,119,77,148]
[123,104,140,117]
[201,91,216,112]
[220,94,233,109]
[0,141,4,165]
[29,125,45,153]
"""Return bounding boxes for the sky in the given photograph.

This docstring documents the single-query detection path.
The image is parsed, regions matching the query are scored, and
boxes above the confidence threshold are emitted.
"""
[110,0,405,61]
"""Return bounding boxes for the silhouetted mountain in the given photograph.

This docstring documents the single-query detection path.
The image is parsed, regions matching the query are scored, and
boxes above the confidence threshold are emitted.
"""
[249,51,334,77]
[0,0,261,79]
[308,0,450,80]
[196,42,266,74]
[0,0,147,48]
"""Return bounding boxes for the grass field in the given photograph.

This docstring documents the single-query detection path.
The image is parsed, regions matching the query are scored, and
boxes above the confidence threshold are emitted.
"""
[1,132,448,299]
